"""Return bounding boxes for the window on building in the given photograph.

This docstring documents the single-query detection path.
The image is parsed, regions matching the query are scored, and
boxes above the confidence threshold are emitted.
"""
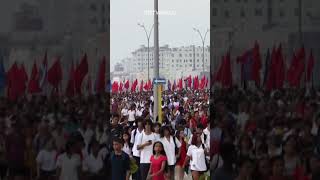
[172,60,174,63]
[190,60,192,62]
[279,9,285,17]
[179,54,182,57]
[255,8,263,16]
[212,8,218,16]
[190,64,192,67]
[90,3,97,11]
[224,10,230,18]
[189,54,192,57]
[171,54,174,57]
[197,59,200,62]
[197,53,199,57]
[240,9,245,17]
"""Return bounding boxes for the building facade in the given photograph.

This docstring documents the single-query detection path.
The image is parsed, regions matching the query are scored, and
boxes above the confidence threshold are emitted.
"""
[211,0,320,86]
[118,45,210,81]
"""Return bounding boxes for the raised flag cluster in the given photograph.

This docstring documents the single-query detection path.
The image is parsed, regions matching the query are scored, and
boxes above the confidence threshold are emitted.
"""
[111,75,209,93]
[0,51,109,101]
[212,41,316,91]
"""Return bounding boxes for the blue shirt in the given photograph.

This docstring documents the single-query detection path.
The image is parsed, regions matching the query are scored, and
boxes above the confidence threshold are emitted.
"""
[110,151,130,180]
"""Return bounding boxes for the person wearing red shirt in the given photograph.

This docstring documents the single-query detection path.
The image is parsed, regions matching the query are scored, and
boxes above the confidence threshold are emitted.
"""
[147,142,167,180]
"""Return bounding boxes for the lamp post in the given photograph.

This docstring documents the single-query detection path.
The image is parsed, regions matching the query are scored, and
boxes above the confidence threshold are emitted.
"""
[153,0,159,122]
[138,23,154,81]
[193,28,209,72]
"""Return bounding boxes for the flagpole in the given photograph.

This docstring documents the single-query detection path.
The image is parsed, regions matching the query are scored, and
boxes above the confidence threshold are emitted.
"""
[153,0,160,122]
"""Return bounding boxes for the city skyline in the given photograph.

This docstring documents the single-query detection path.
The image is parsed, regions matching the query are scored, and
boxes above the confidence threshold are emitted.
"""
[110,0,210,71]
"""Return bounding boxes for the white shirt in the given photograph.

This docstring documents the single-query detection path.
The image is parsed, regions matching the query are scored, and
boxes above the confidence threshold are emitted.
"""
[128,110,136,122]
[123,143,132,156]
[187,145,207,171]
[136,109,143,117]
[36,150,57,171]
[121,108,128,117]
[160,136,181,166]
[82,153,103,174]
[56,153,81,180]
[131,128,144,157]
[173,102,180,108]
[188,133,209,148]
[137,132,157,164]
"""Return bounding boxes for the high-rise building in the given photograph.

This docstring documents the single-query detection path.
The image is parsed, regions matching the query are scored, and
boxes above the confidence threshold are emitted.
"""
[116,45,210,81]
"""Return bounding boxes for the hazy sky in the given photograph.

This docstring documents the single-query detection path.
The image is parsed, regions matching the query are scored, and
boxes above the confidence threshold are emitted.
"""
[110,0,210,70]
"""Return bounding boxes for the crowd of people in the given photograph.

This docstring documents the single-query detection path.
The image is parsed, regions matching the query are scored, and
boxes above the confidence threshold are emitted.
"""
[0,89,210,180]
[210,87,320,180]
[2,85,320,180]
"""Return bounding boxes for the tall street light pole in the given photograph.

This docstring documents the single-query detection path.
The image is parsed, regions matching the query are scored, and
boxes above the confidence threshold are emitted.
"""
[153,0,160,122]
[193,28,209,73]
[138,23,154,81]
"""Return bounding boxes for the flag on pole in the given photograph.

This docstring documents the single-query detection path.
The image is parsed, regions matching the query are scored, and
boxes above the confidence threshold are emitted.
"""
[306,50,314,82]
[47,57,62,90]
[28,62,41,94]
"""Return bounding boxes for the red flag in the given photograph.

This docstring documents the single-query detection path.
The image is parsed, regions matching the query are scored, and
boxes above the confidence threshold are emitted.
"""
[28,62,41,94]
[144,80,149,90]
[96,56,106,93]
[66,61,75,97]
[131,79,138,92]
[172,80,176,91]
[184,75,192,88]
[140,80,144,92]
[306,50,314,82]
[119,82,123,92]
[17,64,28,96]
[124,80,130,89]
[7,63,19,101]
[178,78,183,90]
[214,56,225,83]
[200,75,206,89]
[74,54,88,94]
[275,45,285,89]
[194,76,199,90]
[266,47,277,91]
[287,47,305,87]
[219,52,233,88]
[252,41,262,85]
[112,81,119,93]
[47,57,62,89]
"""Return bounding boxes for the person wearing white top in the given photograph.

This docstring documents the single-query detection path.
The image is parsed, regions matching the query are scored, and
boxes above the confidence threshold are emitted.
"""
[160,126,181,180]
[56,142,81,180]
[122,132,132,157]
[130,119,144,180]
[82,141,104,179]
[137,120,157,180]
[188,125,210,148]
[183,134,209,180]
[128,106,136,127]
[36,139,57,180]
